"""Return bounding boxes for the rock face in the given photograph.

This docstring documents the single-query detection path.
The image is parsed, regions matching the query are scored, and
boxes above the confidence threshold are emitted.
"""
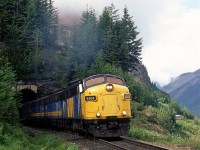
[132,63,151,85]
[161,69,200,117]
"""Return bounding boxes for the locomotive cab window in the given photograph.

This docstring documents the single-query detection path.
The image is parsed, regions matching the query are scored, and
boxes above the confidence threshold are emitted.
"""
[85,76,104,87]
[106,76,125,85]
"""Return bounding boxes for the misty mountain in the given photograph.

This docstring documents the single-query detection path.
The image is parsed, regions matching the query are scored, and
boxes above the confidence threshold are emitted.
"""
[161,69,200,117]
[154,82,162,89]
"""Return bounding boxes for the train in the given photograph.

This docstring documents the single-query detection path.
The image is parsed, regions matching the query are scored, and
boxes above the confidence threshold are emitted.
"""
[21,74,132,137]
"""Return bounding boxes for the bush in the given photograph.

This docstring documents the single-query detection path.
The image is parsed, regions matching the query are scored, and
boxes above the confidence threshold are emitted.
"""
[155,106,176,131]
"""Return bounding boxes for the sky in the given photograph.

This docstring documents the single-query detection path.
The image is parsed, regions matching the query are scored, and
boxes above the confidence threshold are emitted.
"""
[54,0,200,86]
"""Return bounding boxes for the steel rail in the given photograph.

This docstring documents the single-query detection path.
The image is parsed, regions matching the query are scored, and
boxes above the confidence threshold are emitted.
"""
[122,137,171,150]
[97,139,130,150]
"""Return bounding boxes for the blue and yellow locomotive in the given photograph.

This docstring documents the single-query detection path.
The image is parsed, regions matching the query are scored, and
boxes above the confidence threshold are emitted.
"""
[22,74,131,137]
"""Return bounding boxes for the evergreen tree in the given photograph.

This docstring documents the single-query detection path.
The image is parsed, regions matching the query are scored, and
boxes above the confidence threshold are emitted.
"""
[0,56,19,124]
[120,6,142,70]
[98,4,121,66]
[97,7,113,51]
[0,0,58,77]
[21,0,58,76]
[72,7,98,79]
[40,0,58,47]
[98,5,142,71]
[80,7,98,65]
[0,0,29,77]
[107,3,120,21]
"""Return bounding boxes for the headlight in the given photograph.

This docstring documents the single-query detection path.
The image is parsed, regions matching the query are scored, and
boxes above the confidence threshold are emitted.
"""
[124,94,131,100]
[96,112,101,117]
[106,84,114,92]
[122,111,126,116]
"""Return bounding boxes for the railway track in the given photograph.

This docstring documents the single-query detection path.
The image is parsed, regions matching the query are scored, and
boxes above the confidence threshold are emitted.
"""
[96,137,170,150]
[23,126,171,150]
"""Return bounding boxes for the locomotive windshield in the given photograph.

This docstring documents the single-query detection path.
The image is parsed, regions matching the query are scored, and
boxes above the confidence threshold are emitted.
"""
[106,76,124,85]
[84,74,125,88]
[85,76,104,87]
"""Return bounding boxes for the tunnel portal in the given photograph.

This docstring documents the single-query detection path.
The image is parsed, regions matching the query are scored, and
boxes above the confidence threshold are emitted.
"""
[20,89,37,103]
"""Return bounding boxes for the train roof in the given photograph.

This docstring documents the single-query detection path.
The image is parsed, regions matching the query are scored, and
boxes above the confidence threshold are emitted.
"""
[83,74,124,80]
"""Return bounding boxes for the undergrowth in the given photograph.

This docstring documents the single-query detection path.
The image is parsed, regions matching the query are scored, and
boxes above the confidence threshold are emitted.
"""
[129,109,200,149]
[0,123,78,150]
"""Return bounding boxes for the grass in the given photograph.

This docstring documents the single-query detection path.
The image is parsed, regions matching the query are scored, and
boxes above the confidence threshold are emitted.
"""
[129,117,200,149]
[0,123,78,150]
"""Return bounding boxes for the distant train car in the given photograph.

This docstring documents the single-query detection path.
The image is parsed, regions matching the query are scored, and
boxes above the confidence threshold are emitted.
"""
[21,74,132,137]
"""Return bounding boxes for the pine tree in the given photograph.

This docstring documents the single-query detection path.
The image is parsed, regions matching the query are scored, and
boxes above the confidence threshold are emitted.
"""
[120,6,142,70]
[0,0,29,77]
[0,56,19,124]
[98,6,143,71]
[107,3,119,21]
[97,7,113,51]
[80,7,98,65]
[71,7,98,79]
[21,0,59,76]
[99,4,122,67]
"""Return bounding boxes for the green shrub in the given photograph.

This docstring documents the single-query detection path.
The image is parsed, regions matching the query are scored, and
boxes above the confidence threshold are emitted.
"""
[155,106,176,131]
[194,118,200,125]
[182,107,194,119]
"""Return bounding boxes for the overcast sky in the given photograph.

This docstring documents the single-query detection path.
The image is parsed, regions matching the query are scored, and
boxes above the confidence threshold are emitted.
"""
[54,0,200,86]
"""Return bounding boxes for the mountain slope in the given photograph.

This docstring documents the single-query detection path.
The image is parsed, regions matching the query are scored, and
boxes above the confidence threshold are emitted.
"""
[132,63,151,85]
[161,69,200,117]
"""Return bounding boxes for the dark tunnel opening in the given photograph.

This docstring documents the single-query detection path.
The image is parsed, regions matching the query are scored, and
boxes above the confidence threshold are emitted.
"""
[20,89,37,103]
[20,89,37,119]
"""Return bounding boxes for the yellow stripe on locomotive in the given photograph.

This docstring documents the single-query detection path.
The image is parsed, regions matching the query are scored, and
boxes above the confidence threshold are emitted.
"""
[67,97,74,118]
